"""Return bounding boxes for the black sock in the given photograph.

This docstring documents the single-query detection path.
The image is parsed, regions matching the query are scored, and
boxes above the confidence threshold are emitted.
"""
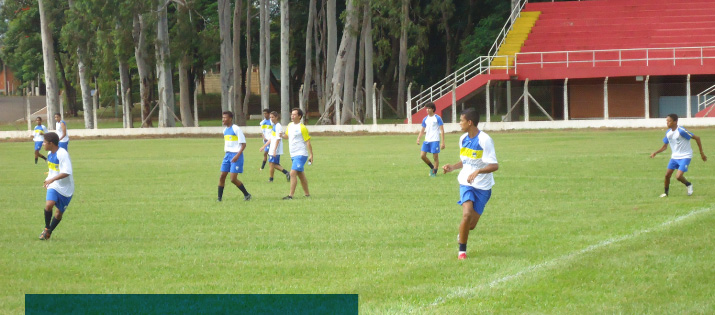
[427,162,434,169]
[49,216,61,232]
[261,161,267,169]
[41,155,46,161]
[35,157,38,164]
[665,187,669,195]
[459,243,467,252]
[237,184,249,196]
[269,177,274,181]
[282,169,288,175]
[684,181,691,187]
[44,210,52,229]
[218,186,225,200]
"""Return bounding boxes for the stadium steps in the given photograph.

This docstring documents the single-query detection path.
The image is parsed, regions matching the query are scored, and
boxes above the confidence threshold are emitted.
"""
[695,104,715,118]
[490,11,541,68]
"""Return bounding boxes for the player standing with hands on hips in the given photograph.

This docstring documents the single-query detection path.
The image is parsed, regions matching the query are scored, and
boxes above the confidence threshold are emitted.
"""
[416,102,445,177]
[442,109,498,260]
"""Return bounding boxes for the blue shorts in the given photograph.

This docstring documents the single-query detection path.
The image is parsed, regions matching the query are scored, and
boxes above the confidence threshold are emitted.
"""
[34,141,43,151]
[667,158,691,172]
[268,155,281,164]
[59,142,68,150]
[220,152,244,174]
[263,140,270,153]
[46,189,72,213]
[291,156,309,172]
[421,141,440,154]
[457,185,492,215]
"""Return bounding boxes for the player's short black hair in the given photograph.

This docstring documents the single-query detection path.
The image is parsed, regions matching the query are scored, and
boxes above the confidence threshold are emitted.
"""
[263,109,270,114]
[36,116,42,121]
[54,113,61,118]
[292,107,304,118]
[667,113,678,122]
[461,108,480,126]
[44,132,59,146]
[222,111,234,118]
[425,102,436,111]
[270,111,279,118]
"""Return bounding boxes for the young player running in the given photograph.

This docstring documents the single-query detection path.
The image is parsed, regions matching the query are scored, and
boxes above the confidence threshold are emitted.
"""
[442,109,498,260]
[416,102,445,177]
[259,111,290,182]
[650,113,707,197]
[31,117,48,164]
[217,111,252,202]
[39,132,74,240]
[259,109,273,170]
[282,108,314,200]
[54,113,69,151]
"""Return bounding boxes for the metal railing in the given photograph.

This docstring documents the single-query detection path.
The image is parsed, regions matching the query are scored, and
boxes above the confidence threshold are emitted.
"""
[697,84,715,116]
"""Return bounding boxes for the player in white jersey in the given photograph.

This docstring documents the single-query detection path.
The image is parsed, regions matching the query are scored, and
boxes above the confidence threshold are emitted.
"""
[54,113,69,151]
[281,108,314,200]
[259,109,273,170]
[416,103,445,177]
[39,132,74,240]
[259,111,290,182]
[650,114,707,197]
[31,117,48,164]
[442,109,499,260]
[217,111,252,202]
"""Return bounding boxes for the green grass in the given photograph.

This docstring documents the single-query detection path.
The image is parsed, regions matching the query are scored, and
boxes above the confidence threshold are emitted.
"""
[1,128,714,313]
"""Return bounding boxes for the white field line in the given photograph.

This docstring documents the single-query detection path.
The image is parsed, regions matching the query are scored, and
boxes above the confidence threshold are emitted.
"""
[424,207,713,311]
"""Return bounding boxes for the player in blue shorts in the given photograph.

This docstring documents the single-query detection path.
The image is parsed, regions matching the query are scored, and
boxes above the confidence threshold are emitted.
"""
[416,102,445,177]
[282,108,314,200]
[39,132,74,240]
[30,117,48,164]
[217,111,252,202]
[443,108,499,260]
[259,109,272,170]
[258,111,290,182]
[650,113,707,197]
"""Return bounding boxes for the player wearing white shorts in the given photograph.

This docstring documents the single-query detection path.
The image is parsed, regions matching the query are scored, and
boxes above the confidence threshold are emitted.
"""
[282,108,314,200]
[416,102,445,177]
[39,132,74,240]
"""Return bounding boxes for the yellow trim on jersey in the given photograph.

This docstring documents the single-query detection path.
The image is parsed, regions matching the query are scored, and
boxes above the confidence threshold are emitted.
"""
[261,124,272,129]
[224,135,238,141]
[48,161,59,172]
[299,124,311,141]
[34,130,45,134]
[460,147,483,159]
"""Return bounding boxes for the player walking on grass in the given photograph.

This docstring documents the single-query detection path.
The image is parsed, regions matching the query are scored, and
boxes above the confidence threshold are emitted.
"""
[259,111,290,182]
[54,113,69,151]
[650,113,707,197]
[442,109,498,260]
[31,117,48,164]
[39,132,74,240]
[282,108,314,200]
[260,109,273,170]
[416,102,445,177]
[217,111,252,202]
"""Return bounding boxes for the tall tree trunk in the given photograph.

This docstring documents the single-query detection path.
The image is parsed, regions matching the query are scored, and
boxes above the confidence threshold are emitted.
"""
[355,11,365,122]
[302,0,316,113]
[441,5,453,76]
[178,55,194,127]
[280,0,289,124]
[133,14,152,127]
[259,0,266,110]
[156,1,176,127]
[340,35,357,125]
[325,0,337,114]
[397,0,408,118]
[119,59,132,127]
[56,52,77,116]
[363,0,374,120]
[242,1,252,113]
[316,0,326,114]
[233,0,246,125]
[77,45,93,128]
[218,0,233,112]
[263,0,271,111]
[328,0,356,125]
[38,0,59,127]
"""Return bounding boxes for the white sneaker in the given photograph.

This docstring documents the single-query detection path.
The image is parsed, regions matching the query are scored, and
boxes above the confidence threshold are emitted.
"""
[659,193,668,198]
[687,184,693,196]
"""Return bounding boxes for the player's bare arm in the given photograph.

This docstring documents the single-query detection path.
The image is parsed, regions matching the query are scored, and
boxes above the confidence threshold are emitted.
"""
[440,126,446,149]
[692,135,707,161]
[416,128,425,145]
[467,163,499,184]
[306,139,314,163]
[650,144,668,158]
[443,161,463,174]
[44,173,69,188]
[232,143,247,162]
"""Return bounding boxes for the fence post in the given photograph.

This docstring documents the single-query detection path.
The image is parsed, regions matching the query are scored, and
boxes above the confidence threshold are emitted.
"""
[372,83,377,126]
[93,80,98,130]
[407,83,412,124]
[485,80,491,125]
[644,76,650,119]
[563,78,569,121]
[604,77,609,120]
[26,89,31,131]
[686,74,691,118]
[451,80,457,124]
[194,80,199,127]
[524,79,530,122]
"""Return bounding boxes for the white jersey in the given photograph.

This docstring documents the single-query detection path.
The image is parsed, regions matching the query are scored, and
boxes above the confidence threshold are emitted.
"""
[286,122,311,157]
[46,148,74,197]
[33,125,48,142]
[269,122,284,156]
[56,120,69,143]
[421,114,444,142]
[223,125,247,153]
[260,118,273,141]
[664,126,694,159]
[458,131,498,190]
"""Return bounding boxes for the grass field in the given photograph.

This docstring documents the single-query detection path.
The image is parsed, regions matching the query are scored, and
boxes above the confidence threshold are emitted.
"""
[1,128,714,313]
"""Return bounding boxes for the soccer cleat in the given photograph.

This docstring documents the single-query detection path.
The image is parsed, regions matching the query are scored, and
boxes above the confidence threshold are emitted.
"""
[286,173,291,181]
[659,193,668,198]
[282,195,293,200]
[687,184,693,196]
[430,169,436,177]
[39,228,51,240]
[304,195,311,198]
[244,194,252,201]
[458,252,467,260]
[216,198,222,202]
[268,178,274,182]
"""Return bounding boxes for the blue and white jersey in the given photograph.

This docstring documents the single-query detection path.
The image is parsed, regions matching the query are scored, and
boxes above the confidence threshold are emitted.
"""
[663,126,694,159]
[421,114,444,142]
[223,124,247,153]
[260,118,273,141]
[56,120,69,143]
[47,148,74,197]
[33,125,48,142]
[269,122,284,156]
[458,131,497,190]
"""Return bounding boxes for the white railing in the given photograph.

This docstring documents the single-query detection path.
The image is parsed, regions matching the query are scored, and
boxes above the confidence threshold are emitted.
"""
[697,84,715,115]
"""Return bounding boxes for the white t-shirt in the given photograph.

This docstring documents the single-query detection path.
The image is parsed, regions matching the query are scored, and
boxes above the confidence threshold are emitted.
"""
[421,114,444,142]
[458,131,498,190]
[223,125,247,153]
[269,122,284,156]
[56,120,69,143]
[260,118,273,141]
[46,148,74,197]
[664,126,694,159]
[33,125,48,142]
[286,122,311,157]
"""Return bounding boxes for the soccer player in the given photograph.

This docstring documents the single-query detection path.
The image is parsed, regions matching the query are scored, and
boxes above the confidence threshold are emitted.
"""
[258,111,290,182]
[442,108,498,260]
[31,117,48,164]
[259,109,273,170]
[217,111,252,202]
[650,113,707,197]
[54,113,69,151]
[39,132,74,240]
[282,108,314,200]
[416,102,445,177]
